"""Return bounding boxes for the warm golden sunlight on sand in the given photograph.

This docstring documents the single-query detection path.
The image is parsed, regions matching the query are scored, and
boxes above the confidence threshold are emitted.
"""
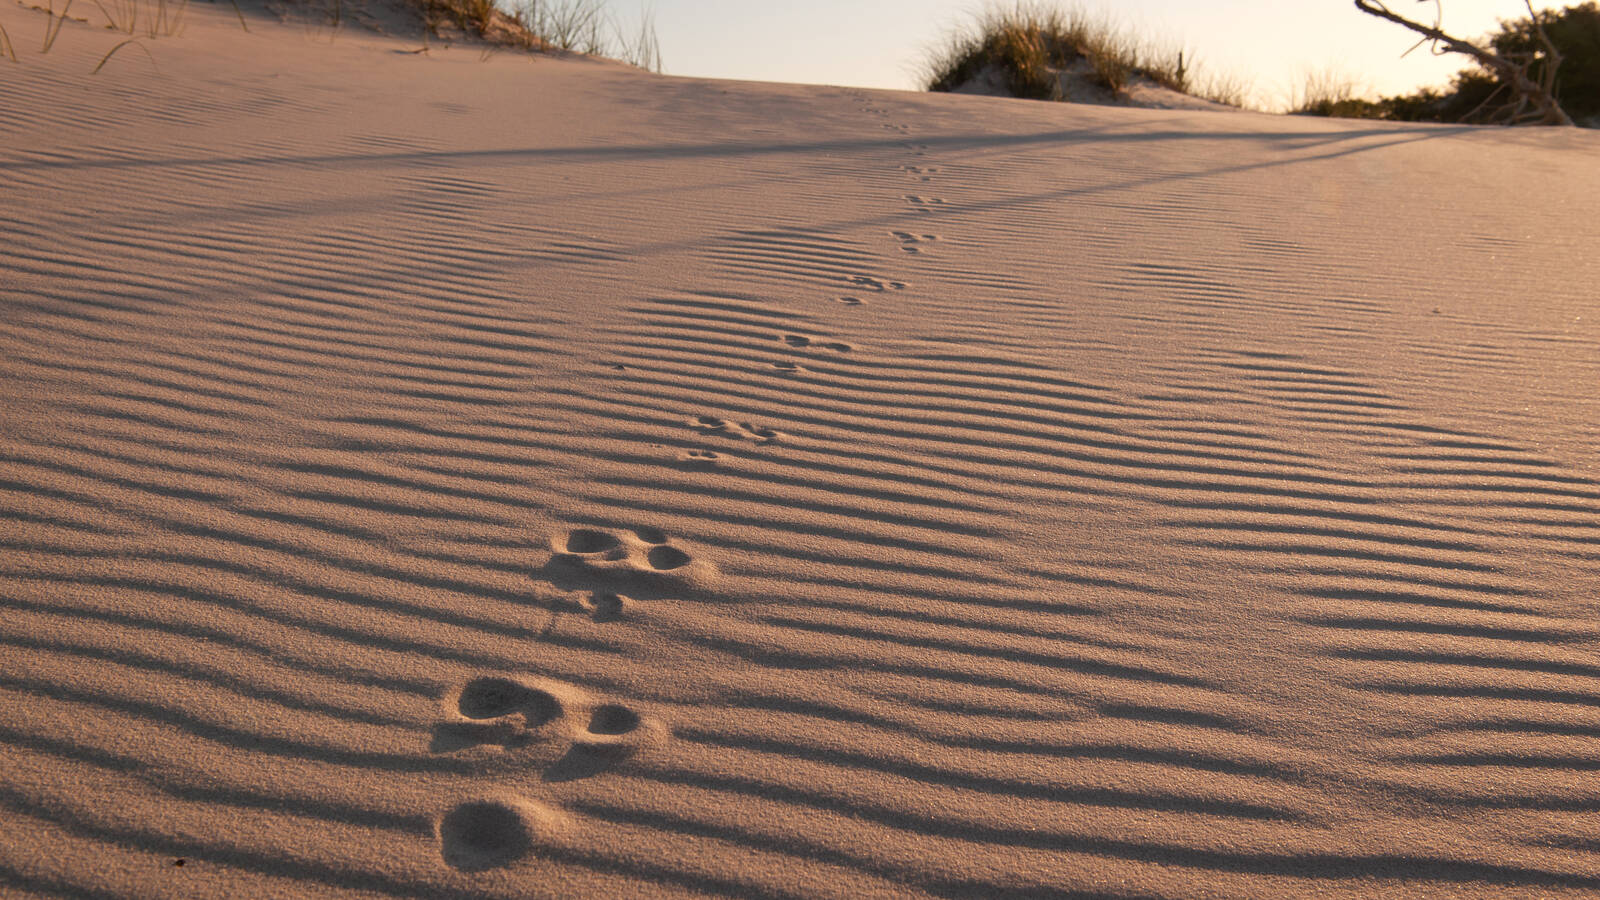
[2,3,1598,896]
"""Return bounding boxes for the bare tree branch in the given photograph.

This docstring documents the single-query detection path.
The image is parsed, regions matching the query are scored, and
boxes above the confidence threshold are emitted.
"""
[1353,0,1573,126]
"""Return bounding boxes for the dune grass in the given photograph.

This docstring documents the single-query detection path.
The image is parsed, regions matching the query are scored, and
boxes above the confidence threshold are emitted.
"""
[92,36,158,72]
[1191,70,1252,108]
[90,0,189,36]
[922,2,1239,105]
[515,0,604,52]
[514,0,660,70]
[41,0,76,52]
[12,0,229,73]
[1288,68,1369,117]
[412,0,660,71]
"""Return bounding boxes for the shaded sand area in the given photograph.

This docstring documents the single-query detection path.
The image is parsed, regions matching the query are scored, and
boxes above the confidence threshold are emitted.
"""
[2,6,1600,897]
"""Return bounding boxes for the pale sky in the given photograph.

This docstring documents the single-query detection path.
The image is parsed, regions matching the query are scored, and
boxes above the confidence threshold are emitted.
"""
[622,1,1562,108]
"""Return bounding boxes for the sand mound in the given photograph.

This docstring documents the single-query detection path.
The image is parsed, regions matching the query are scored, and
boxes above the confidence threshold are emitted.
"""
[2,3,1599,897]
[949,59,1235,111]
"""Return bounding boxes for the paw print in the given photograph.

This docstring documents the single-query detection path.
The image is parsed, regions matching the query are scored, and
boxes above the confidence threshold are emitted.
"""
[678,448,721,466]
[430,676,566,753]
[541,525,716,599]
[690,415,780,444]
[431,675,660,869]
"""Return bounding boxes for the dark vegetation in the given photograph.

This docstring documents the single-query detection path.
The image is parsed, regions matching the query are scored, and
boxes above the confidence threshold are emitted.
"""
[1303,2,1598,126]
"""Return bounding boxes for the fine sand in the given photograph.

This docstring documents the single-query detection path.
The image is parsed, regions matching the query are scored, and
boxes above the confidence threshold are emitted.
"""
[2,6,1599,898]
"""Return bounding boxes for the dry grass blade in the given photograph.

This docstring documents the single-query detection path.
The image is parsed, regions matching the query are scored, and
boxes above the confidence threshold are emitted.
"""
[616,6,660,73]
[149,0,188,37]
[520,0,606,52]
[0,21,17,62]
[407,0,661,68]
[88,0,199,36]
[1194,70,1252,108]
[93,0,137,33]
[42,0,76,53]
[91,36,157,73]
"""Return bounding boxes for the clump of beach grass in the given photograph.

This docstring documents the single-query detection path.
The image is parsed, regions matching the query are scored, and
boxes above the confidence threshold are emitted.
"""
[922,2,1228,104]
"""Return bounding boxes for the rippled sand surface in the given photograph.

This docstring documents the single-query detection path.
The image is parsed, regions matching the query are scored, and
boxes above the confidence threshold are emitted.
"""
[2,8,1598,897]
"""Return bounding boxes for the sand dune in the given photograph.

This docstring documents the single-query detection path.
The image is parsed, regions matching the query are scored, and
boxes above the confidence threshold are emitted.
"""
[2,5,1599,897]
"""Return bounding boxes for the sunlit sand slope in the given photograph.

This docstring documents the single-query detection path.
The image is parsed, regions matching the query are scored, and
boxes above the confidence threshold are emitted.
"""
[2,7,1598,898]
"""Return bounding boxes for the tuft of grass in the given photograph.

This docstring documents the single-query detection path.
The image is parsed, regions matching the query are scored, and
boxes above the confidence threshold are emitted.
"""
[923,2,1238,104]
[1192,70,1252,108]
[1288,67,1372,117]
[1140,45,1187,94]
[924,4,1082,99]
[613,4,659,72]
[417,0,502,41]
[88,0,190,37]
[513,0,661,70]
[515,0,605,53]
[412,0,662,72]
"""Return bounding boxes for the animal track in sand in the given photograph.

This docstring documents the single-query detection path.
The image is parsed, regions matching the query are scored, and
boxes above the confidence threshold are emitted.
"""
[678,448,721,465]
[892,231,939,254]
[438,799,540,871]
[646,544,692,570]
[836,296,865,306]
[904,195,947,213]
[844,273,908,291]
[588,704,641,735]
[544,524,716,596]
[564,528,623,556]
[580,591,628,621]
[431,672,658,784]
[554,524,697,570]
[544,699,656,782]
[900,164,938,182]
[434,731,650,869]
[691,415,780,444]
[430,677,565,752]
[779,334,851,353]
[458,677,563,724]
